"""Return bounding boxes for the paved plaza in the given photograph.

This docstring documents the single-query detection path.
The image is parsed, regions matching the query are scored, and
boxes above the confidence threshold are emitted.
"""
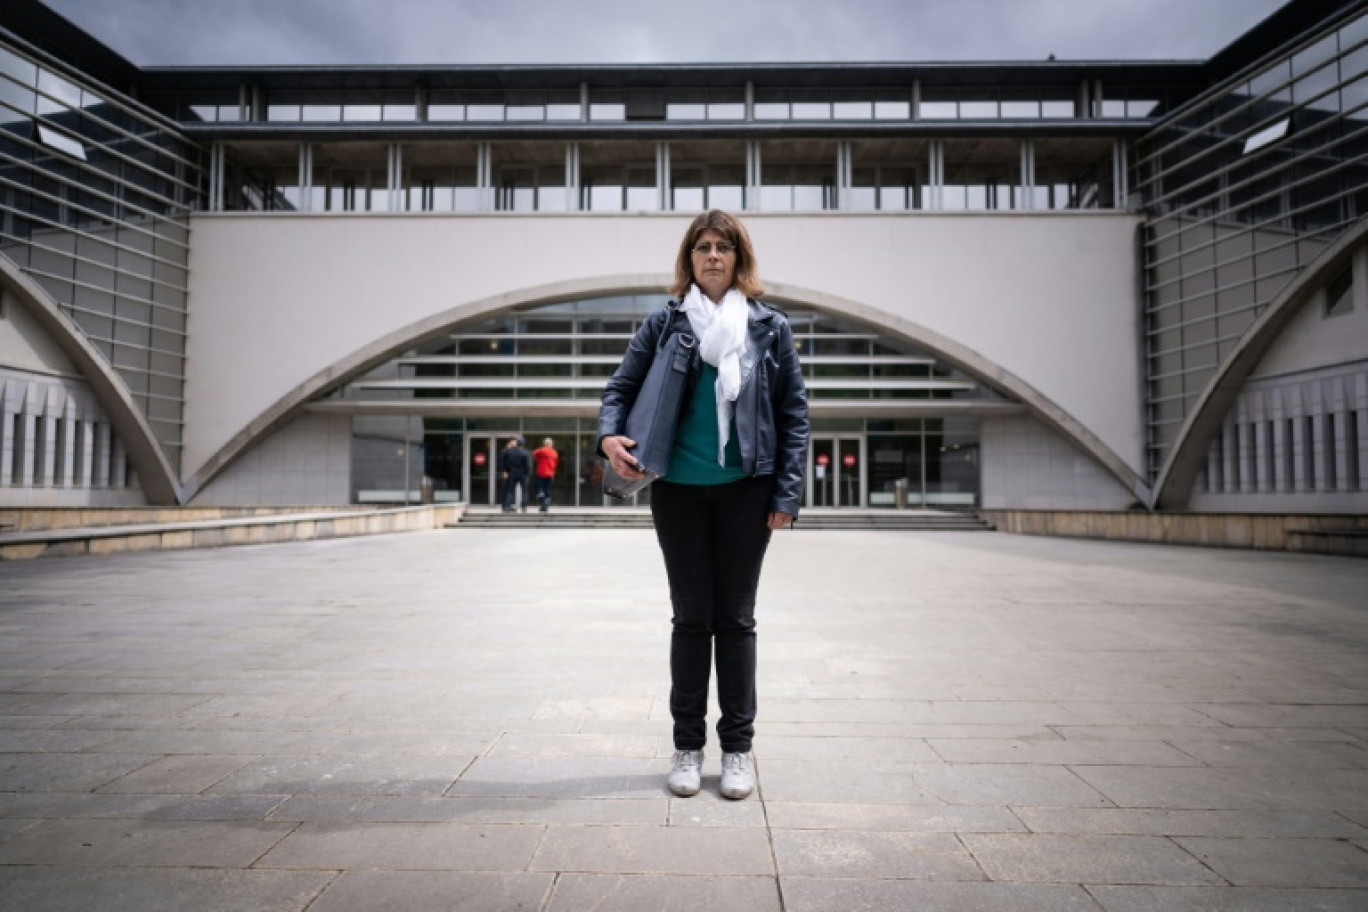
[0,528,1366,911]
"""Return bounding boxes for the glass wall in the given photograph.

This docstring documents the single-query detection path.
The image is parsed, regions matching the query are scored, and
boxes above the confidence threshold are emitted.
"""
[942,138,1023,210]
[866,418,981,507]
[1033,137,1114,210]
[341,295,997,507]
[581,141,658,211]
[0,38,201,472]
[760,139,839,211]
[405,143,480,212]
[161,79,1186,127]
[212,134,1124,215]
[1134,8,1368,478]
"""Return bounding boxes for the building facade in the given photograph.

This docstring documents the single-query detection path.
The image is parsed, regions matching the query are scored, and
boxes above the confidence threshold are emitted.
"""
[0,0,1364,515]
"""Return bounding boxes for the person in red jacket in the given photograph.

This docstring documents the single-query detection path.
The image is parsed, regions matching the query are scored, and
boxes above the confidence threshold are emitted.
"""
[531,437,560,512]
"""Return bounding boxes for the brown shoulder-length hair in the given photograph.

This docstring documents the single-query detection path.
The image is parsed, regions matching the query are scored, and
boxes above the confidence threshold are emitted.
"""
[670,209,764,300]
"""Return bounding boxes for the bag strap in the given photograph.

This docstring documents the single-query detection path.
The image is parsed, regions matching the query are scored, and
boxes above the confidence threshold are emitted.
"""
[655,300,681,353]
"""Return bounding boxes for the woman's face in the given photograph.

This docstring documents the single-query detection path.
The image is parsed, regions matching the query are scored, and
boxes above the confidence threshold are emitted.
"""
[690,228,737,302]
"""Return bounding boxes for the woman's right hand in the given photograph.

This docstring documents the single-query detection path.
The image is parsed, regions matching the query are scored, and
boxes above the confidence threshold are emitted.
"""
[602,435,644,479]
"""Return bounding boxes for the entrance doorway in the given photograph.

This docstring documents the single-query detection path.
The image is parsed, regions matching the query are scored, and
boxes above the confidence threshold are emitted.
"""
[466,435,497,505]
[809,436,863,507]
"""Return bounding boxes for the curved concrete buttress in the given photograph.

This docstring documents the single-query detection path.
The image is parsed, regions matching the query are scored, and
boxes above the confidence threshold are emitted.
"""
[1151,221,1368,510]
[181,273,1150,506]
[0,253,181,504]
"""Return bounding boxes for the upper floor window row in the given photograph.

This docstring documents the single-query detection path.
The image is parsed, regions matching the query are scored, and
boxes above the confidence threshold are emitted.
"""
[157,82,1176,125]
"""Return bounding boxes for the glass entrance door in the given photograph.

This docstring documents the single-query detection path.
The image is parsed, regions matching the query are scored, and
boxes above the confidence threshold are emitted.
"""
[809,437,863,507]
[466,435,497,505]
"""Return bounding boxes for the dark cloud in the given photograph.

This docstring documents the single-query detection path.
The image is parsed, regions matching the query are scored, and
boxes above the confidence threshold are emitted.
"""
[45,0,1288,65]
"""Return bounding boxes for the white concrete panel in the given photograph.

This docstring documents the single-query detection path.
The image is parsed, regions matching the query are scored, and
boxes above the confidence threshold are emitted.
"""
[193,411,351,507]
[0,289,80,378]
[184,212,1144,482]
[981,413,1134,510]
[1250,248,1368,381]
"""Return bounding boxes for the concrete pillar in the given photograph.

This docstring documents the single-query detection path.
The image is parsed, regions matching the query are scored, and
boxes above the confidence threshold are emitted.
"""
[111,437,127,489]
[77,419,94,488]
[59,411,76,487]
[18,413,35,487]
[1331,379,1349,492]
[1271,413,1288,492]
[0,410,13,487]
[1236,411,1253,494]
[94,421,111,488]
[1221,422,1237,494]
[38,414,57,487]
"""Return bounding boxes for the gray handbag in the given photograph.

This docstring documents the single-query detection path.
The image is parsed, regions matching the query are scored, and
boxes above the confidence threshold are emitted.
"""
[602,328,697,499]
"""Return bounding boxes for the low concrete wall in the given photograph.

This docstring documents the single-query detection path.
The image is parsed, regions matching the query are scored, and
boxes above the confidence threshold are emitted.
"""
[0,504,466,560]
[0,505,367,532]
[982,510,1368,556]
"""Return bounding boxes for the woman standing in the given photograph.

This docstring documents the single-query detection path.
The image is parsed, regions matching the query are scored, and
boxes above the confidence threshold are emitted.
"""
[599,210,808,800]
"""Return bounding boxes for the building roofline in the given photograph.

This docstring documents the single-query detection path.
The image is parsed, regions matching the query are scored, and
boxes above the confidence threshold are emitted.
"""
[133,60,1208,94]
[0,0,139,89]
[187,120,1152,144]
[1203,0,1366,83]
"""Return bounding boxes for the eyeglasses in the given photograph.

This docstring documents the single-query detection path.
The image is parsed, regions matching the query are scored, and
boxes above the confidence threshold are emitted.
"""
[692,241,736,256]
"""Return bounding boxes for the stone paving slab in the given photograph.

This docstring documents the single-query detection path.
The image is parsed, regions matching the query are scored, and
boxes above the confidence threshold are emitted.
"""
[95,754,254,794]
[207,754,470,796]
[1,529,1367,909]
[255,822,543,871]
[1012,807,1368,838]
[0,819,296,867]
[960,832,1225,885]
[266,795,667,826]
[1086,885,1368,911]
[529,825,774,875]
[545,873,781,911]
[0,792,288,821]
[0,868,333,912]
[771,828,984,880]
[1174,836,1368,887]
[306,871,554,912]
[1073,764,1368,811]
[765,801,1024,832]
[780,879,1103,911]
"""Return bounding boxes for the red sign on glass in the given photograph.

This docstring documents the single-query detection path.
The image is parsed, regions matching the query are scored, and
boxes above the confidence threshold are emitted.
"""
[816,453,830,467]
[842,453,856,468]
[474,451,487,466]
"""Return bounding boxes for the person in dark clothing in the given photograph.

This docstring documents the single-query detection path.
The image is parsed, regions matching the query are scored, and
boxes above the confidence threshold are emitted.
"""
[599,210,808,800]
[499,437,531,512]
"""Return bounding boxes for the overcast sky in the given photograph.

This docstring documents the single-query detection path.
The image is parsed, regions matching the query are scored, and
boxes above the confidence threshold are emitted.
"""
[46,0,1290,67]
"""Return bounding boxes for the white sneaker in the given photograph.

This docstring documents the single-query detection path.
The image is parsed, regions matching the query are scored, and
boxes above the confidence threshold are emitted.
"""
[720,751,754,800]
[667,749,703,797]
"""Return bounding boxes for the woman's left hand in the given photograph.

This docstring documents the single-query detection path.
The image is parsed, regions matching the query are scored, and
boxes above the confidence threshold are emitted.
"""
[767,512,794,530]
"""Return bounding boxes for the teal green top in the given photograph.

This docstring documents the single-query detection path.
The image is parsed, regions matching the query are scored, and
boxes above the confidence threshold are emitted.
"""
[664,362,746,485]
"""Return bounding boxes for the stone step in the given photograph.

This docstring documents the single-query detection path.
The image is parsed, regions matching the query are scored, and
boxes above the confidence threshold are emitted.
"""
[0,505,465,560]
[453,509,993,531]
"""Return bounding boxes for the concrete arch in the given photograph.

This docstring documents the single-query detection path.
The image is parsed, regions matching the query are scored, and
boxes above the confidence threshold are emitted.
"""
[1152,221,1368,510]
[182,273,1151,505]
[0,252,180,504]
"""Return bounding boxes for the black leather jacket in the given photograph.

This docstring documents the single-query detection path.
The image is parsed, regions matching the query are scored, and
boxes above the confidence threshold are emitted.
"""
[598,299,810,517]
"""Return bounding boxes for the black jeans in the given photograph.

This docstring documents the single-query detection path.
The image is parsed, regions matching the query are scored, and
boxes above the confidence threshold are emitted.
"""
[501,473,527,509]
[650,475,775,753]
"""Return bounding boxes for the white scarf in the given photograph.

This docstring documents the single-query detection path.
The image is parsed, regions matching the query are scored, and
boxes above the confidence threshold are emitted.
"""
[680,284,750,465]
